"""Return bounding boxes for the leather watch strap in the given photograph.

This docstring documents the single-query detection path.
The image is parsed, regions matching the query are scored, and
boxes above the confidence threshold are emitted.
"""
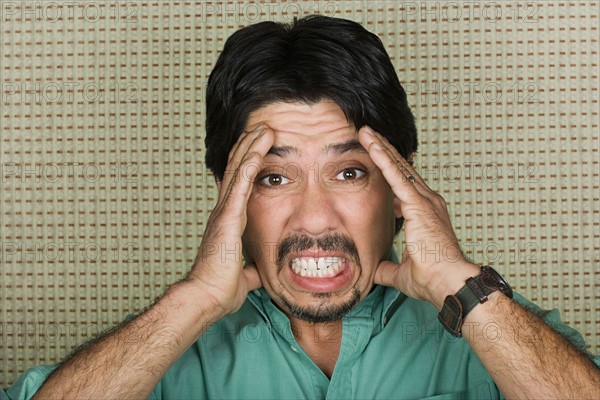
[437,295,463,337]
[455,276,492,316]
[438,266,513,337]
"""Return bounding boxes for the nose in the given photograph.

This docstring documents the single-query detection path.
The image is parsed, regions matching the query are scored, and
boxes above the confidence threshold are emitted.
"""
[288,179,341,237]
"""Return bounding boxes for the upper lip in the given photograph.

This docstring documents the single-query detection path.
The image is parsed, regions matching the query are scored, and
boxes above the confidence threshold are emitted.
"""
[288,250,348,261]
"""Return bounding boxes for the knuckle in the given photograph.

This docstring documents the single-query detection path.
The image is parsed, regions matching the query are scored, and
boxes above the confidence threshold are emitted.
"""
[433,193,447,208]
[385,155,399,170]
[242,151,260,163]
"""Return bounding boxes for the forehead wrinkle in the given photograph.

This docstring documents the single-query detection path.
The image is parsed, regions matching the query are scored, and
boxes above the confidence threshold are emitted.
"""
[324,139,367,156]
[266,138,366,160]
[270,124,352,136]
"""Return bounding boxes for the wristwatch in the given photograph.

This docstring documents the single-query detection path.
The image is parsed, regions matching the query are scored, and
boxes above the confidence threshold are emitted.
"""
[438,266,513,337]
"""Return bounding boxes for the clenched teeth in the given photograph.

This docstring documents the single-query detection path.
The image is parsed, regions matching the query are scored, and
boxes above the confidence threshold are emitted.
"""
[290,257,344,278]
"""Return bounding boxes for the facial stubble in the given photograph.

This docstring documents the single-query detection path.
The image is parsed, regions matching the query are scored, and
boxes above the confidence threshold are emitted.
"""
[273,233,363,323]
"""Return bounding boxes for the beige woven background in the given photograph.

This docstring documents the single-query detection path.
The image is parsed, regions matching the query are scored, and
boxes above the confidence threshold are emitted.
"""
[1,0,598,387]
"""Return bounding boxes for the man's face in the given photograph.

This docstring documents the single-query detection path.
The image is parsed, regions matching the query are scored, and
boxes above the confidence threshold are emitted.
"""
[241,100,398,323]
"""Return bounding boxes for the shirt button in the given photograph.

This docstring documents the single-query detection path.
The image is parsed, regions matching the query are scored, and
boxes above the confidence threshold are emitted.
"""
[291,345,299,353]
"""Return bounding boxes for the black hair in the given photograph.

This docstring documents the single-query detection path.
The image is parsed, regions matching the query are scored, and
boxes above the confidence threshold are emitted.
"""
[205,15,418,233]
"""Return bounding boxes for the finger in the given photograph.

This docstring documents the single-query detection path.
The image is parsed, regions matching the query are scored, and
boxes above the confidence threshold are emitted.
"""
[221,124,270,195]
[219,126,274,203]
[243,263,262,292]
[228,122,269,165]
[358,127,421,204]
[374,258,416,297]
[219,129,273,219]
[358,126,432,196]
[360,127,421,181]
[373,260,400,288]
[393,152,428,187]
[358,126,413,180]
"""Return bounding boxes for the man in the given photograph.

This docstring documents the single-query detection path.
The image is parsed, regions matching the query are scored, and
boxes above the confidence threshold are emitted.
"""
[3,15,599,399]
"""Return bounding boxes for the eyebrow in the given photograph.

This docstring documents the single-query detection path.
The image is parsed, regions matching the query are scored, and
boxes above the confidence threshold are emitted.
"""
[325,139,367,156]
[267,145,299,158]
[266,139,366,159]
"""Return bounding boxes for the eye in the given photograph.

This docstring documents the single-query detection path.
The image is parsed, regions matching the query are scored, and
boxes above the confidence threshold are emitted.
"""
[258,174,289,187]
[335,168,365,181]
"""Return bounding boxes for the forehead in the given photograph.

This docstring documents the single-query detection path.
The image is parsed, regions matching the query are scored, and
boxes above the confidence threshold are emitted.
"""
[245,101,356,145]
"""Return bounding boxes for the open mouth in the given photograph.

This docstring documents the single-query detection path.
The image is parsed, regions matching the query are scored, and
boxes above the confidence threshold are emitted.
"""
[290,256,345,278]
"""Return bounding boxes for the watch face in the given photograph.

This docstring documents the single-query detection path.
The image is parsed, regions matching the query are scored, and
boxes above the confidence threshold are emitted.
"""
[481,266,513,299]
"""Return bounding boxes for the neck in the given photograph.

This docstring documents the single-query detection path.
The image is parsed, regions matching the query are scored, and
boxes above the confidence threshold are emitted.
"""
[289,316,343,379]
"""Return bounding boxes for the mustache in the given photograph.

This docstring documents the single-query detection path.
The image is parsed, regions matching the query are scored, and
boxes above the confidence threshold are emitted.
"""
[276,233,360,271]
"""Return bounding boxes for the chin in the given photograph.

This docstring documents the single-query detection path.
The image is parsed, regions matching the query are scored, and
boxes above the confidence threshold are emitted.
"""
[271,285,363,324]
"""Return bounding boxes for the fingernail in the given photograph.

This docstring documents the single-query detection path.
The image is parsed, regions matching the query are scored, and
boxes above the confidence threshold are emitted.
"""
[364,126,374,135]
[371,143,383,151]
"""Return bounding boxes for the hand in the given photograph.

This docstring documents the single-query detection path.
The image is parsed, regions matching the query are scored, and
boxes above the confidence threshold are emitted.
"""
[186,124,274,315]
[358,126,480,309]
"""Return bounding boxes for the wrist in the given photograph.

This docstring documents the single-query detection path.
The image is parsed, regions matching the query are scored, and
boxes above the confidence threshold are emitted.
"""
[426,261,481,310]
[438,265,514,337]
[161,278,228,332]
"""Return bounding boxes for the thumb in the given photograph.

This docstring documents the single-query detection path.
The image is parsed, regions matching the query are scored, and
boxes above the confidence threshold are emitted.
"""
[374,260,401,288]
[243,263,262,292]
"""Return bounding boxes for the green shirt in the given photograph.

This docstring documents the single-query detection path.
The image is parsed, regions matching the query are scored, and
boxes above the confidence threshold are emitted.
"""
[3,285,597,399]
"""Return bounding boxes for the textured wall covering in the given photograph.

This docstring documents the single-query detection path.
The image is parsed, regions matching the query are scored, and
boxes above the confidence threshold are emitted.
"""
[0,0,598,387]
